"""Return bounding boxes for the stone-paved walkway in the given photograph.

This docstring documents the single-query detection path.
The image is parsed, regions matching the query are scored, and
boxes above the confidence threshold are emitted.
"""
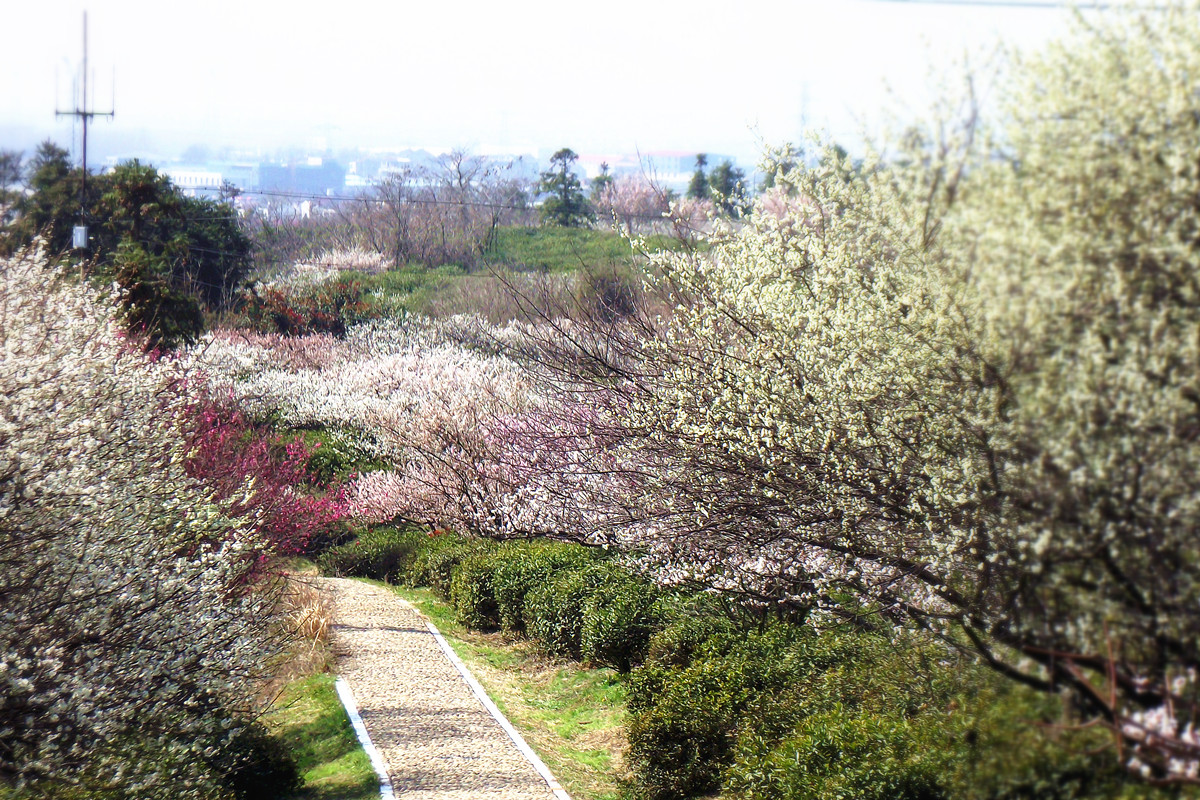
[314,577,559,799]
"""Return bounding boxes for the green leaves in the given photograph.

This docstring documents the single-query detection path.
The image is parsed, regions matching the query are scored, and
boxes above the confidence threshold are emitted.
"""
[538,148,594,228]
[3,153,251,349]
[112,239,204,351]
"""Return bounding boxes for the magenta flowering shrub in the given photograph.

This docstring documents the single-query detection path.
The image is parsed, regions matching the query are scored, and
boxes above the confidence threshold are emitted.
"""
[182,394,349,557]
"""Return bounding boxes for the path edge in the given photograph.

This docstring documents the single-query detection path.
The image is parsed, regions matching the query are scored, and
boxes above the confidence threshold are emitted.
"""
[416,608,573,800]
[333,676,397,800]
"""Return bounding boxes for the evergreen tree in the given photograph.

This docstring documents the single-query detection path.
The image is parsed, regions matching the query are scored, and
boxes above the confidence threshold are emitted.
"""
[538,148,593,228]
[590,161,615,203]
[1,148,251,349]
[687,153,709,200]
[2,141,80,255]
[111,239,205,350]
[0,150,21,225]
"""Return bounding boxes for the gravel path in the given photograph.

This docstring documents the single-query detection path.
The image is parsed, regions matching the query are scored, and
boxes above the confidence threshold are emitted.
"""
[316,577,559,800]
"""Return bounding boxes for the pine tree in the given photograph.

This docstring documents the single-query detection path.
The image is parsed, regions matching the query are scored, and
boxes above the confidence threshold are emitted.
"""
[687,153,709,200]
[538,148,593,228]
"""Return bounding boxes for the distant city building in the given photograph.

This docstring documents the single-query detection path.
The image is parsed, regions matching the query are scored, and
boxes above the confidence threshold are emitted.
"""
[162,166,224,196]
[258,158,345,196]
[376,157,412,179]
[222,163,260,192]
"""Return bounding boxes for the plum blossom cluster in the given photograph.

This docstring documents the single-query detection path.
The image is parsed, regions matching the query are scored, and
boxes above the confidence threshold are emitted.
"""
[270,247,390,288]
[0,248,282,797]
[526,3,1200,781]
[194,318,536,519]
[193,317,647,544]
[344,394,651,544]
[182,392,349,558]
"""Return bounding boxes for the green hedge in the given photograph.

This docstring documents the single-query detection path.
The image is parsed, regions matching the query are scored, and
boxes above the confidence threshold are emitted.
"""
[580,578,662,672]
[449,550,508,631]
[492,542,598,633]
[315,527,1163,800]
[626,622,818,799]
[315,526,426,583]
[524,562,634,660]
[724,710,942,800]
[408,534,495,599]
[625,616,1164,800]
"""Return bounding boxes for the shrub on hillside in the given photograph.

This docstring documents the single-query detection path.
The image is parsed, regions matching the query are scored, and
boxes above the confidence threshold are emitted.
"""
[492,541,598,633]
[629,616,1158,800]
[641,611,737,672]
[724,711,943,800]
[580,578,662,672]
[407,532,495,599]
[625,623,814,799]
[523,562,632,659]
[316,527,427,583]
[238,277,374,337]
[450,550,511,631]
[183,394,349,557]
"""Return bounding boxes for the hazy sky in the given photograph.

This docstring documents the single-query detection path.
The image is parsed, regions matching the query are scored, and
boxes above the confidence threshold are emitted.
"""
[1,0,1078,164]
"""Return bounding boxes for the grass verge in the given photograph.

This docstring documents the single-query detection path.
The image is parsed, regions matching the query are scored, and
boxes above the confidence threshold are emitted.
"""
[383,583,630,800]
[485,226,673,274]
[268,673,379,800]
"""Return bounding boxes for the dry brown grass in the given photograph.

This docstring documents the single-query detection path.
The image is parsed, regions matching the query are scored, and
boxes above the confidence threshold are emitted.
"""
[261,571,335,701]
[285,578,332,647]
[428,269,577,324]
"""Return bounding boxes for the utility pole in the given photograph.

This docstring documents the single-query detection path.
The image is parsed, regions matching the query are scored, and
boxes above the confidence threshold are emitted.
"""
[56,11,114,258]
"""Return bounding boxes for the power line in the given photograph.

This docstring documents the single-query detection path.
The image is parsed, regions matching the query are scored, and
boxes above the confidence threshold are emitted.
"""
[214,187,676,223]
[237,186,531,211]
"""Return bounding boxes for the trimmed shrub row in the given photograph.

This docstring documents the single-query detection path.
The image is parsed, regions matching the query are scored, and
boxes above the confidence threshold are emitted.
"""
[316,526,428,584]
[317,529,662,672]
[626,617,1164,800]
[320,528,1162,800]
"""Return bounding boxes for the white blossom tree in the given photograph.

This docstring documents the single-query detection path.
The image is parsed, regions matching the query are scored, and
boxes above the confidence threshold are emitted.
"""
[0,248,281,797]
[502,2,1200,781]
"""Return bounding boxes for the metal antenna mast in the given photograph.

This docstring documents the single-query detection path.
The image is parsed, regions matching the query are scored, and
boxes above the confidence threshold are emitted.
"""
[56,11,114,254]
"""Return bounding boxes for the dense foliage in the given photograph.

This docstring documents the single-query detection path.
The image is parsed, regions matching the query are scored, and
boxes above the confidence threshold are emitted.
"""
[182,2,1200,786]
[1,150,251,348]
[236,277,376,337]
[478,3,1200,777]
[0,250,288,798]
